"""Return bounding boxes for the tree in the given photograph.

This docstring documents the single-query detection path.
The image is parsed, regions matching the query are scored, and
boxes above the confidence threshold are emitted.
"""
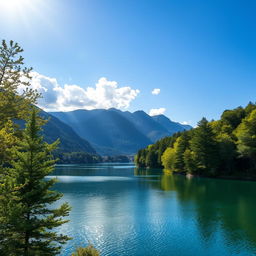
[161,147,176,171]
[0,40,40,165]
[236,109,256,170]
[0,110,71,256]
[216,133,237,175]
[145,145,158,168]
[173,132,190,172]
[0,40,39,127]
[190,118,219,175]
[183,149,197,174]
[221,107,245,131]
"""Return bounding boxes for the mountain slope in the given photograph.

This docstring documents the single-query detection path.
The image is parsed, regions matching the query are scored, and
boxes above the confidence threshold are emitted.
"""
[112,109,170,141]
[50,108,191,155]
[50,109,152,155]
[152,115,192,134]
[40,111,96,154]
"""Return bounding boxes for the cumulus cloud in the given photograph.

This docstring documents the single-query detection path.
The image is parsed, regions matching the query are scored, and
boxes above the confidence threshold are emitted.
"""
[19,72,140,111]
[149,108,166,116]
[181,121,189,125]
[151,88,160,95]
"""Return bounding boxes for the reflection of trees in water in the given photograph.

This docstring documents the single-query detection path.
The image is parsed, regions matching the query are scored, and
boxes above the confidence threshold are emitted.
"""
[135,168,256,253]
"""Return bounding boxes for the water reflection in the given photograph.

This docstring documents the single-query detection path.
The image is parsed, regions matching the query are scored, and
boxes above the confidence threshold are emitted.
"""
[52,164,256,256]
[135,168,256,254]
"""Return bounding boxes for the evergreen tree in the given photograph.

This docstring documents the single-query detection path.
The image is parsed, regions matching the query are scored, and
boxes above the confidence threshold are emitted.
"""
[0,40,40,166]
[183,149,197,174]
[190,118,219,175]
[236,109,256,170]
[0,40,39,128]
[0,110,71,256]
[145,145,158,168]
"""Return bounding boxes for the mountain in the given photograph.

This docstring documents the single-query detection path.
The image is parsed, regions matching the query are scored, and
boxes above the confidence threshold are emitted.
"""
[40,111,96,154]
[152,115,192,134]
[118,110,170,142]
[50,109,152,155]
[50,108,192,155]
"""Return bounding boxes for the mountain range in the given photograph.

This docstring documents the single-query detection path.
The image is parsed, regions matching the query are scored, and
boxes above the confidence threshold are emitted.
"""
[49,108,192,155]
[40,111,96,154]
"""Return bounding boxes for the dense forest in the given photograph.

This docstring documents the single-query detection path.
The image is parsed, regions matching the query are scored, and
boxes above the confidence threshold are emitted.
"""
[135,102,256,178]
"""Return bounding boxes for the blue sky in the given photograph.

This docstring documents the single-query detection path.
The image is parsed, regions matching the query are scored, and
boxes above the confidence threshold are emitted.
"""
[0,0,255,126]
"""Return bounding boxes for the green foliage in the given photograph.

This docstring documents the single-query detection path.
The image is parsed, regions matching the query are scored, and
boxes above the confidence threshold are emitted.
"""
[135,133,180,168]
[71,245,100,256]
[189,118,219,175]
[221,107,245,130]
[136,102,256,178]
[0,110,71,256]
[173,132,190,172]
[0,40,39,127]
[236,109,256,169]
[0,40,40,165]
[161,147,176,171]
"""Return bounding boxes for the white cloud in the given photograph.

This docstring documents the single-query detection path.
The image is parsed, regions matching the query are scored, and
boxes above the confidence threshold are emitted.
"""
[149,108,166,116]
[19,72,140,112]
[181,121,189,125]
[151,88,160,95]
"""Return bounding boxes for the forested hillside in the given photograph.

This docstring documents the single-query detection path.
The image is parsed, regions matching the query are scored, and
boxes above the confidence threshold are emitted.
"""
[135,102,256,178]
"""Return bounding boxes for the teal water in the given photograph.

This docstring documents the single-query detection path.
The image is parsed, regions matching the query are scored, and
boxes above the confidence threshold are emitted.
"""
[51,163,256,256]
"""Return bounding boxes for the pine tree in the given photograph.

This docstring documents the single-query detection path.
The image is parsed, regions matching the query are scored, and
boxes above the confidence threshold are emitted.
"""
[0,110,71,256]
[190,118,219,175]
[0,40,39,128]
[0,40,40,167]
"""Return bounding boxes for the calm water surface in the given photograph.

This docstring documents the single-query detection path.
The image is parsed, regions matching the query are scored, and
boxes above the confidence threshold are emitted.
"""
[51,163,256,256]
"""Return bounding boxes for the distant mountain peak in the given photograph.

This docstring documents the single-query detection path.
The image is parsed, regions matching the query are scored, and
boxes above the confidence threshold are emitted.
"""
[50,108,191,155]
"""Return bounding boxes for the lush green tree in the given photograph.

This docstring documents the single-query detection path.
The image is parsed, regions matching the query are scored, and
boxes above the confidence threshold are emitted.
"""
[0,110,71,256]
[217,133,237,175]
[236,109,256,170]
[71,245,100,256]
[244,102,256,115]
[173,132,190,172]
[189,118,219,175]
[221,107,245,131]
[145,145,158,168]
[0,40,39,128]
[161,147,176,171]
[183,149,197,174]
[0,40,40,165]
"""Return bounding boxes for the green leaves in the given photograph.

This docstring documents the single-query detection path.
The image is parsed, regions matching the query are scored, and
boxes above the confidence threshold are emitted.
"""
[0,110,71,256]
[137,102,256,177]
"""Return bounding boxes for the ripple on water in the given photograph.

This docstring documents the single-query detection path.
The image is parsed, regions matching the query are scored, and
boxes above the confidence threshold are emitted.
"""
[46,176,133,183]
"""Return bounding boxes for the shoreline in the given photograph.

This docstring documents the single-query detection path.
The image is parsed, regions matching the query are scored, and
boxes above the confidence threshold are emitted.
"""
[163,169,256,182]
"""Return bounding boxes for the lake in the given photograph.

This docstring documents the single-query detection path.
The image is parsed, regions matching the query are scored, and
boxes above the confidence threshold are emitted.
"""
[51,163,256,256]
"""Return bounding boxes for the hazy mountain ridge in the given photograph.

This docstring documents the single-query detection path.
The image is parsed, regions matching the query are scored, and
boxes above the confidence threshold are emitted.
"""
[50,108,192,155]
[40,111,96,154]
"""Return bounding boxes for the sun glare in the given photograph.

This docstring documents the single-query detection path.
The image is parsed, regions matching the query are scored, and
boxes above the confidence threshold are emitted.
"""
[0,0,29,11]
[0,0,55,33]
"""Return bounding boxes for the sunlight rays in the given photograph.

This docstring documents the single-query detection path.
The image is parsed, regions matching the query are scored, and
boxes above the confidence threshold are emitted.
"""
[0,0,57,34]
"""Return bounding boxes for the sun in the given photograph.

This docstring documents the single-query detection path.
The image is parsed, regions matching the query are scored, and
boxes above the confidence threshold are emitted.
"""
[0,0,49,30]
[0,0,30,11]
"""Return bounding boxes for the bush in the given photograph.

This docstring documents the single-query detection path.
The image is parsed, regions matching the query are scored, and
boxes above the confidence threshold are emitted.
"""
[71,245,100,256]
